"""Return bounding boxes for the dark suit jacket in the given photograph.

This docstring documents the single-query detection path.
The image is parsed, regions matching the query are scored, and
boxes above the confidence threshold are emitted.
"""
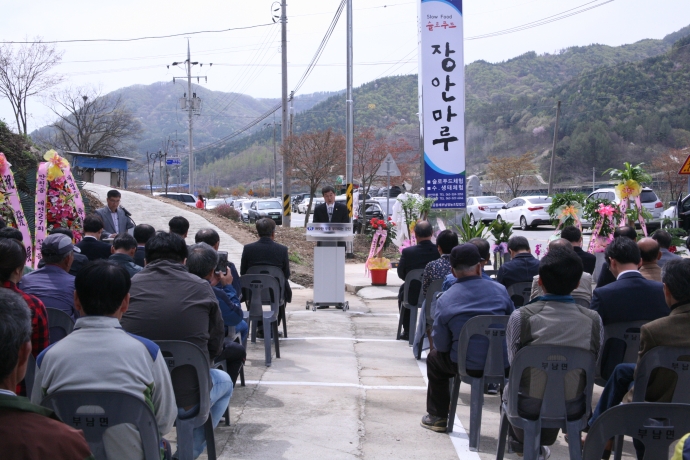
[37,253,87,277]
[95,206,134,238]
[496,252,540,289]
[240,237,292,303]
[574,246,596,275]
[313,202,350,223]
[397,240,440,305]
[76,237,112,261]
[596,261,616,287]
[591,271,670,378]
[133,246,146,267]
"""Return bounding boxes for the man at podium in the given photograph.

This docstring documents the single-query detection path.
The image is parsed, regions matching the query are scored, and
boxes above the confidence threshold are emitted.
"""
[313,186,350,223]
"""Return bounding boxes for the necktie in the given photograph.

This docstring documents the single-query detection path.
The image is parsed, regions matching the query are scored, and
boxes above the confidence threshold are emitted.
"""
[328,206,333,222]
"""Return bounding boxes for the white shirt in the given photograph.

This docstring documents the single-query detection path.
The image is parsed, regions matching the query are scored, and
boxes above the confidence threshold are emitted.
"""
[617,269,639,280]
[0,389,16,396]
[111,210,119,231]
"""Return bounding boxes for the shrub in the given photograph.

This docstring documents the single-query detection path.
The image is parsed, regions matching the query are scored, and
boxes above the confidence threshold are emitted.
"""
[213,204,240,222]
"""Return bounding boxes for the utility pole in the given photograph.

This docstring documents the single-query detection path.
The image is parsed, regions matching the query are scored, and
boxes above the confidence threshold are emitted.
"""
[280,0,291,227]
[592,167,596,193]
[170,41,209,196]
[345,0,354,220]
[264,117,280,198]
[547,100,561,196]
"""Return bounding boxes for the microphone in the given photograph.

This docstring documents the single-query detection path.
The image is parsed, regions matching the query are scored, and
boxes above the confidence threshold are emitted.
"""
[119,206,132,217]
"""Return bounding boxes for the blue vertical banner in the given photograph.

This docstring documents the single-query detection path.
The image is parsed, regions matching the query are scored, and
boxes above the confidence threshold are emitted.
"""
[419,0,465,209]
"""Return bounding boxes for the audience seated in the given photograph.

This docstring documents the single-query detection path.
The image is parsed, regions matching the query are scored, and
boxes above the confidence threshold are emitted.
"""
[76,215,112,261]
[596,226,638,287]
[108,233,143,278]
[420,244,514,432]
[397,221,439,338]
[120,232,231,459]
[0,239,49,396]
[442,238,494,291]
[187,243,248,384]
[504,246,603,457]
[240,218,292,306]
[195,228,242,300]
[169,216,190,239]
[529,239,593,303]
[20,234,80,321]
[652,229,681,268]
[496,236,540,289]
[133,224,155,267]
[32,260,176,460]
[0,289,93,460]
[46,228,88,275]
[421,229,457,298]
[0,226,34,275]
[561,226,596,275]
[637,237,662,282]
[588,259,690,458]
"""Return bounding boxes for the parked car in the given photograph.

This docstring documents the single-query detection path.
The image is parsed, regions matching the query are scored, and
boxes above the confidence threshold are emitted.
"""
[206,197,233,210]
[353,202,385,233]
[239,200,255,223]
[292,193,314,213]
[378,185,402,197]
[584,187,663,230]
[154,192,197,206]
[248,199,283,225]
[495,196,553,230]
[299,197,323,214]
[466,196,506,225]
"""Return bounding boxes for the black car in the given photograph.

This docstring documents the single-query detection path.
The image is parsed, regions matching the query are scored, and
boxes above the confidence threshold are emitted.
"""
[353,202,385,233]
[378,186,402,198]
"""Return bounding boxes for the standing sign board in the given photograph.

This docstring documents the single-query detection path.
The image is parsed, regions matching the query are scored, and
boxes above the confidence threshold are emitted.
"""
[419,0,465,209]
[166,158,181,166]
[677,155,690,175]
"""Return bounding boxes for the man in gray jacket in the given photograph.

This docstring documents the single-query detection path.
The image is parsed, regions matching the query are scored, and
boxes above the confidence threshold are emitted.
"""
[95,189,134,238]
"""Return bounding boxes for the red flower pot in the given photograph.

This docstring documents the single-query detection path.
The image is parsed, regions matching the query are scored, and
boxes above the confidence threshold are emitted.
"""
[370,268,388,286]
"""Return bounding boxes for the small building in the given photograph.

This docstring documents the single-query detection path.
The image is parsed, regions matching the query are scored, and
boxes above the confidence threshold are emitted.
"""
[66,151,134,189]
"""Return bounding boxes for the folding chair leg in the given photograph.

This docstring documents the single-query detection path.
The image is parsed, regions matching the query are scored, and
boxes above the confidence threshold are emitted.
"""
[262,319,272,366]
[408,307,418,346]
[613,435,624,460]
[469,378,484,451]
[565,420,582,460]
[204,416,217,460]
[396,308,404,340]
[522,420,541,460]
[280,305,288,338]
[447,376,461,433]
[239,365,245,387]
[250,319,258,343]
[496,410,509,460]
[416,329,425,360]
[223,406,230,427]
[273,321,280,359]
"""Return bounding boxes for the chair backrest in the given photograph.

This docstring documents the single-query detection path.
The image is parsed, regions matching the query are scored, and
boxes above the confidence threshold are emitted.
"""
[583,403,690,460]
[632,346,690,403]
[240,274,280,320]
[246,265,286,305]
[506,282,533,307]
[403,269,425,309]
[24,353,36,397]
[456,315,510,380]
[505,346,596,428]
[424,278,445,322]
[46,308,75,343]
[41,390,161,460]
[154,340,211,427]
[595,320,647,383]
[574,297,590,308]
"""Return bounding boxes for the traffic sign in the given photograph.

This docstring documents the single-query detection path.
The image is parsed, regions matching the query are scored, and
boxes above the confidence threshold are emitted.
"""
[166,158,181,166]
[375,153,401,177]
[679,155,690,175]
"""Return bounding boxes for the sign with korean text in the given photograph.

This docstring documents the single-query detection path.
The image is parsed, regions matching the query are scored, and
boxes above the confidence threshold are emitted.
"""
[166,158,181,166]
[419,0,465,209]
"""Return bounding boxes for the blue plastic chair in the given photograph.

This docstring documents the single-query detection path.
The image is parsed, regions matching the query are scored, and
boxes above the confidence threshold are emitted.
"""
[240,274,281,366]
[46,307,75,343]
[246,265,289,338]
[594,320,648,386]
[416,278,444,360]
[506,282,532,307]
[397,269,424,345]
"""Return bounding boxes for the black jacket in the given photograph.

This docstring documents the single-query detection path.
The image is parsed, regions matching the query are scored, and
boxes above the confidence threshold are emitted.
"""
[240,237,292,303]
[108,253,143,279]
[496,252,540,289]
[397,240,440,305]
[596,261,616,287]
[133,246,146,268]
[313,201,350,223]
[573,246,596,275]
[76,237,112,261]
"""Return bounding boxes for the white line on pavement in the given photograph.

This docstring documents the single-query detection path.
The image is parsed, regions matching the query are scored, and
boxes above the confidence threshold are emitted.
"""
[245,380,426,391]
[280,337,399,342]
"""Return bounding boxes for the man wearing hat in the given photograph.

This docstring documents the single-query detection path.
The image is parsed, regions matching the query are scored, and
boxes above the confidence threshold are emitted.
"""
[19,234,80,321]
[420,243,514,432]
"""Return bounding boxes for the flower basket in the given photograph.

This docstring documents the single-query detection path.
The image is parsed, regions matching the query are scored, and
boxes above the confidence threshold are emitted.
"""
[370,269,388,286]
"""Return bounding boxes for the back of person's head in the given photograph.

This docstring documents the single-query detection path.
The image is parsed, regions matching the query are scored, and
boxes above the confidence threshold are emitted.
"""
[605,236,641,265]
[107,190,121,199]
[468,237,490,262]
[256,218,276,237]
[449,244,483,275]
[195,228,220,247]
[507,235,530,252]
[0,227,23,242]
[662,259,690,305]
[0,289,31,382]
[40,234,75,265]
[75,260,130,316]
[548,238,572,251]
[638,237,660,263]
[0,238,26,282]
[652,230,673,249]
[614,226,637,241]
[560,226,582,243]
[168,216,190,236]
[133,224,156,245]
[83,215,104,233]
[539,246,583,295]
[186,243,217,279]
[321,185,335,195]
[414,221,433,239]
[113,233,137,251]
[49,227,74,240]
[436,230,459,254]
[145,232,188,263]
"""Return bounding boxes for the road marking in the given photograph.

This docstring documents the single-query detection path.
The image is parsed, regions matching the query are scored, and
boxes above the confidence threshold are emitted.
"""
[416,352,481,460]
[279,337,399,342]
[245,380,426,391]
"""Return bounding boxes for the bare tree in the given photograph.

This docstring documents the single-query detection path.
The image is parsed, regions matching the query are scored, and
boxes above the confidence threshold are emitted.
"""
[282,128,345,227]
[45,86,142,157]
[0,39,63,135]
[487,151,537,199]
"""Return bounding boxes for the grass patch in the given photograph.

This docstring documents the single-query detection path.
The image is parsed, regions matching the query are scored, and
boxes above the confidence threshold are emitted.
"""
[288,253,303,265]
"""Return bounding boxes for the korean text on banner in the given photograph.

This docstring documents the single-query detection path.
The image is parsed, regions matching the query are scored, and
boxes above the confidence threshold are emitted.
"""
[419,0,465,209]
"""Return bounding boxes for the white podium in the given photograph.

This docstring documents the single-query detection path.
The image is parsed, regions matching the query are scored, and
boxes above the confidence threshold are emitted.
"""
[306,223,354,311]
